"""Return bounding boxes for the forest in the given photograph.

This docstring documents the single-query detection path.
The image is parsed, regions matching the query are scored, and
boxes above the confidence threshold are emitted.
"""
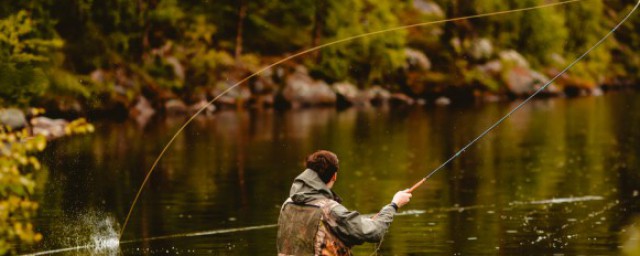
[1,0,639,117]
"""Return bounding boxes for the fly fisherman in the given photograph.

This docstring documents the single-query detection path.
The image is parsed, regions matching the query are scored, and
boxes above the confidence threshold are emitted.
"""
[277,150,413,255]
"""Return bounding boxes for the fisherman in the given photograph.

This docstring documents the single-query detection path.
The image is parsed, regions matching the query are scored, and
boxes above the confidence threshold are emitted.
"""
[277,150,412,255]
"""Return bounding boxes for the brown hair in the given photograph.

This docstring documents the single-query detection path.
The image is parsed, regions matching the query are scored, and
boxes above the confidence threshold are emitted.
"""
[306,150,339,183]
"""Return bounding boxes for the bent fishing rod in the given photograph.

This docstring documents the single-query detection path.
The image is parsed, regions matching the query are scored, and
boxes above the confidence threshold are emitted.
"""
[120,0,586,238]
[405,0,640,194]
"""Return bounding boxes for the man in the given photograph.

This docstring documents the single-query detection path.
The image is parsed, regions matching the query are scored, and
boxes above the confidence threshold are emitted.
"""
[277,150,412,255]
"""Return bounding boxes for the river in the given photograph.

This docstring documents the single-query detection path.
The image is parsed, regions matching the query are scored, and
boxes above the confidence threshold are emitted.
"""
[21,92,640,255]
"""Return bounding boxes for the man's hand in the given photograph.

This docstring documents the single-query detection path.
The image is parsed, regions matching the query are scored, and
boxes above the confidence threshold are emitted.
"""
[392,189,412,208]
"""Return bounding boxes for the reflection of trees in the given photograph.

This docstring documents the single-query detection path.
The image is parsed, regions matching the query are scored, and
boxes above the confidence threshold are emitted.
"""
[30,93,640,254]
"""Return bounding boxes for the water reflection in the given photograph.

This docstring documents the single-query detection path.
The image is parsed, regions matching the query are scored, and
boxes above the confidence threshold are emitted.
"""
[21,92,640,255]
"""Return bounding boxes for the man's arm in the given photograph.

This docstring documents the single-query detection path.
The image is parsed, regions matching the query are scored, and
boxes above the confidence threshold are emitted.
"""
[325,190,412,246]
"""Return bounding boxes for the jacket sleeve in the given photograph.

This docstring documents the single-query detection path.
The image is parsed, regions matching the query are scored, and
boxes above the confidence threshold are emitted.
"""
[325,203,397,246]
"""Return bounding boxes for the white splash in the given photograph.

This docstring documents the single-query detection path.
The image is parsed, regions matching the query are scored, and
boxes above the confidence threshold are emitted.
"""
[512,195,604,206]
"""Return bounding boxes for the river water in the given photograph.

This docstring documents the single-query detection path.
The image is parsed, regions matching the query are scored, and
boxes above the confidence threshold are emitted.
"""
[21,92,640,255]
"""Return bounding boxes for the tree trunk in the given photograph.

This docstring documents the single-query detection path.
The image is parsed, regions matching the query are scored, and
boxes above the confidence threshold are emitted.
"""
[235,0,248,62]
[311,0,325,62]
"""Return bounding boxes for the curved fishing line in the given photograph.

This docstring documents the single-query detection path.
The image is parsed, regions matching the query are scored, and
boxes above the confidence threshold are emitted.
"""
[119,0,584,238]
[407,0,640,192]
[26,195,602,256]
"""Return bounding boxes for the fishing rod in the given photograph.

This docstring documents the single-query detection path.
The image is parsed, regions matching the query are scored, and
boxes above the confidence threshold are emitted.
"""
[119,0,585,238]
[405,0,640,194]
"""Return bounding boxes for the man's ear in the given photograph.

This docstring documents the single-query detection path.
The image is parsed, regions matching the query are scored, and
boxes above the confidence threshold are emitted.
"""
[331,172,337,182]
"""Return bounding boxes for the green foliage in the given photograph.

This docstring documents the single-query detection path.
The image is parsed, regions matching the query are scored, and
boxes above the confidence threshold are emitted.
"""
[563,1,612,84]
[1,0,640,108]
[0,11,61,106]
[314,0,407,87]
[0,110,94,254]
[0,10,93,107]
[0,128,45,254]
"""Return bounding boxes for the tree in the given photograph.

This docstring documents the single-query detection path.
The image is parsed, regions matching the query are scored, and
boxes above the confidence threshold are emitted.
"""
[314,0,407,87]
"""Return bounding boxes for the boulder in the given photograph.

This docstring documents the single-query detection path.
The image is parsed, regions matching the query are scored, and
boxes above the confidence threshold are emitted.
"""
[130,96,156,127]
[164,99,188,115]
[435,96,451,106]
[405,48,431,70]
[412,0,444,17]
[332,82,371,107]
[283,68,336,106]
[212,80,252,108]
[504,66,554,95]
[468,38,493,60]
[477,60,502,75]
[189,99,216,115]
[0,108,27,129]
[368,86,391,104]
[390,93,415,105]
[31,117,68,139]
[499,50,529,68]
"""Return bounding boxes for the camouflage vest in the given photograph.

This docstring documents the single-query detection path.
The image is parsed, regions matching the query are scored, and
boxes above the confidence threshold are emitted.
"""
[277,198,351,256]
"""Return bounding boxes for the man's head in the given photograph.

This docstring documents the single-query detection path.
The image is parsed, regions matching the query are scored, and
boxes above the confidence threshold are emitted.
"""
[306,150,339,186]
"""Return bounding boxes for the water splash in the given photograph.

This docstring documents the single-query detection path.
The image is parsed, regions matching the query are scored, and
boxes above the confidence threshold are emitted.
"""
[26,212,120,256]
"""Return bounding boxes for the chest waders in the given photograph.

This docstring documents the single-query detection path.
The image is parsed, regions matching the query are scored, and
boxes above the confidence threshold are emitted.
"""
[277,199,351,256]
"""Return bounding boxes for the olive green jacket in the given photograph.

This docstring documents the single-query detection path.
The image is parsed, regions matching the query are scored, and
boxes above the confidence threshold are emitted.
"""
[285,169,397,247]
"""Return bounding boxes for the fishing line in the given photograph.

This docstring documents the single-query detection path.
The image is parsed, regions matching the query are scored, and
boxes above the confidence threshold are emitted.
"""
[371,1,640,254]
[24,195,601,255]
[119,0,585,238]
[406,0,640,193]
[532,192,640,246]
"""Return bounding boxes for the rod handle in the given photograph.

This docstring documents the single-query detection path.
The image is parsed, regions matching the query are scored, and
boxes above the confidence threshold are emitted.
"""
[407,178,426,193]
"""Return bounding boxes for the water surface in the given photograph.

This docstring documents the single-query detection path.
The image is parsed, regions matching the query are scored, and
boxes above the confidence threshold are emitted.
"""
[23,92,640,255]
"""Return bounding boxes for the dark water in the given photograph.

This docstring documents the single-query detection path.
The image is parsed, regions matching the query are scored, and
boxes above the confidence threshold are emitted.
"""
[21,92,640,255]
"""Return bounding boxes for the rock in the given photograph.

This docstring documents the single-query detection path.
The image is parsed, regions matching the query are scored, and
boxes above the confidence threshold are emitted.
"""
[130,96,156,127]
[482,93,501,103]
[283,68,336,106]
[251,94,275,107]
[499,50,529,68]
[504,66,534,95]
[469,38,493,60]
[368,86,391,104]
[0,108,27,129]
[90,69,106,83]
[412,0,444,17]
[332,82,371,107]
[390,93,415,105]
[213,80,252,108]
[165,56,185,80]
[405,48,431,70]
[164,99,188,115]
[31,117,68,139]
[591,87,603,96]
[477,60,502,75]
[189,99,216,115]
[333,82,360,101]
[435,96,451,106]
[504,66,553,95]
